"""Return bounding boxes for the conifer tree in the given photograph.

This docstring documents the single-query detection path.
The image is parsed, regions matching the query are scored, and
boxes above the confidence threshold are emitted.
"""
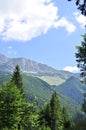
[11,65,24,95]
[50,92,63,130]
[40,92,63,130]
[75,34,86,83]
[0,82,23,129]
[75,34,86,115]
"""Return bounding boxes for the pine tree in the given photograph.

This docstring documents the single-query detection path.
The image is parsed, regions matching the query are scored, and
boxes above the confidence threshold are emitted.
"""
[0,82,23,129]
[11,65,24,95]
[75,34,86,116]
[75,34,86,83]
[40,92,63,130]
[50,92,63,130]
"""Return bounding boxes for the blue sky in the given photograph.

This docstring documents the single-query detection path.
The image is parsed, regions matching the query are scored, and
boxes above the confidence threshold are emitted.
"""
[0,0,86,72]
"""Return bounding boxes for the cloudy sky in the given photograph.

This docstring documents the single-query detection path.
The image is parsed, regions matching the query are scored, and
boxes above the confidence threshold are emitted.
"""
[0,0,86,72]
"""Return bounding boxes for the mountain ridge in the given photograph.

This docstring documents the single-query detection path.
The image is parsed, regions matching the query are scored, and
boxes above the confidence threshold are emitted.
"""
[0,54,78,81]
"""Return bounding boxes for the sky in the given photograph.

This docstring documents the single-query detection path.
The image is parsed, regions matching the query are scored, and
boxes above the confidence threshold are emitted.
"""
[0,0,86,73]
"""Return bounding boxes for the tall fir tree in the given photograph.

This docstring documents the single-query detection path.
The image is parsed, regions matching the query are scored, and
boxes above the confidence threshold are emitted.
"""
[40,92,63,130]
[11,65,24,95]
[50,92,63,130]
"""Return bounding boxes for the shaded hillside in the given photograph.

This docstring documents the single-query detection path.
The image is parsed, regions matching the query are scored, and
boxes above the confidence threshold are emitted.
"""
[23,75,53,104]
[54,76,86,104]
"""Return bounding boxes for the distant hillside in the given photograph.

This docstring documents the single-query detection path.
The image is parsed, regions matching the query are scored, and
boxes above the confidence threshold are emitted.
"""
[54,76,86,104]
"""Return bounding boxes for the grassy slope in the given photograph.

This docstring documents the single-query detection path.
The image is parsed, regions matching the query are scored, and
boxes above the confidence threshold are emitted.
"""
[37,76,65,85]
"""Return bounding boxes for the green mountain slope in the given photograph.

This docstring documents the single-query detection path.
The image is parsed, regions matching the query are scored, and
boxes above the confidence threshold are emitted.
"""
[0,72,84,120]
[23,75,53,104]
[54,76,86,104]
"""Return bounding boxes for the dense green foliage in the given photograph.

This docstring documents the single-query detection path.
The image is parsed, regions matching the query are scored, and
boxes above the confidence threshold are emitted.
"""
[68,0,86,15]
[0,82,23,129]
[75,34,86,117]
[0,66,40,130]
[0,66,73,130]
[39,92,72,130]
[76,34,86,83]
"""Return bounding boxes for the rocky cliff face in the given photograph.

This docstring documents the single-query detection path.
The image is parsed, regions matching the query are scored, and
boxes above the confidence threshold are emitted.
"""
[0,54,57,73]
[0,54,78,80]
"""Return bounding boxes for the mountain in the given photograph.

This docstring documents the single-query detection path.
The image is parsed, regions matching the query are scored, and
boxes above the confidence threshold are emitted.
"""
[0,53,85,120]
[54,76,86,104]
[0,53,57,73]
[0,54,8,64]
[0,54,78,85]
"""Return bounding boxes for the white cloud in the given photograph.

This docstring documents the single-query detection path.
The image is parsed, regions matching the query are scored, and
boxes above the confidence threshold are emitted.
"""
[0,0,76,41]
[63,66,79,73]
[54,17,76,34]
[74,12,86,27]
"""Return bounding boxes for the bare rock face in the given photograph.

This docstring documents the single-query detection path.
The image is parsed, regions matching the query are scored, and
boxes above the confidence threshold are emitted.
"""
[0,54,77,80]
[0,54,57,73]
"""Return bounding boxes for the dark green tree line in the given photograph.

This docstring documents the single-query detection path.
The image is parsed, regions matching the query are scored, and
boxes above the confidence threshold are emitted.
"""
[39,92,71,130]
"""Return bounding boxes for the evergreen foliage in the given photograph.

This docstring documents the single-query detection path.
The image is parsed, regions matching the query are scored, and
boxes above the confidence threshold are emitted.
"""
[0,82,23,129]
[11,65,24,95]
[75,34,86,117]
[39,92,71,130]
[76,34,86,83]
[50,92,63,130]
